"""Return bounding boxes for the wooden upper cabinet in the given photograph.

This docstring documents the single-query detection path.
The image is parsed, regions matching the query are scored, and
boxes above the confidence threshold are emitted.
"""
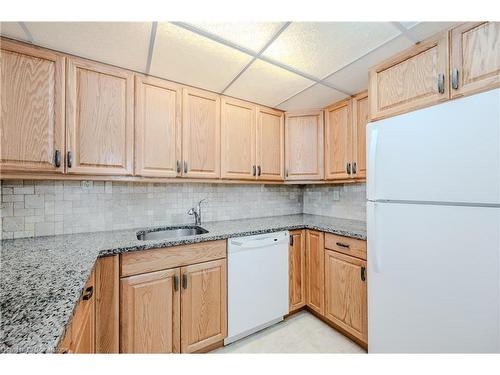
[0,39,65,173]
[66,58,134,175]
[325,99,352,180]
[305,230,325,315]
[352,92,369,179]
[285,111,324,181]
[221,97,256,180]
[181,259,227,353]
[182,88,220,179]
[120,268,181,353]
[135,76,182,178]
[450,22,500,98]
[324,250,367,344]
[289,230,306,312]
[369,30,449,121]
[257,107,284,181]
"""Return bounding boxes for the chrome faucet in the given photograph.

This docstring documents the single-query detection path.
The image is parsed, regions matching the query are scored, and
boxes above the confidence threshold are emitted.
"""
[187,198,206,226]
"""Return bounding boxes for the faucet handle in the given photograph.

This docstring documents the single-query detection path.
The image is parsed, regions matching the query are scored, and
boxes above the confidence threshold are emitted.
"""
[187,207,195,215]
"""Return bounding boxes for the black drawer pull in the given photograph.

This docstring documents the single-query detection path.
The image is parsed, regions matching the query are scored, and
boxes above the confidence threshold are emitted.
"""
[336,242,350,248]
[82,286,93,301]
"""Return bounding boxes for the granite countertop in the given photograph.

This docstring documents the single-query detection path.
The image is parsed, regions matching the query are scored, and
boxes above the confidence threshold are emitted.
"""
[0,214,366,353]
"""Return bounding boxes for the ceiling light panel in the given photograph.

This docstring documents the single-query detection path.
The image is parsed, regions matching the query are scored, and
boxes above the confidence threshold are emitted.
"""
[188,22,286,53]
[225,59,314,107]
[0,22,28,41]
[23,22,152,72]
[277,83,348,111]
[262,22,401,79]
[151,22,253,92]
[406,22,460,42]
[324,35,414,94]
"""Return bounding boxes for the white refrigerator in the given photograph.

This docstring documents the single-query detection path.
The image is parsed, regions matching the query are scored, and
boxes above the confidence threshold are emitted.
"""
[367,88,500,353]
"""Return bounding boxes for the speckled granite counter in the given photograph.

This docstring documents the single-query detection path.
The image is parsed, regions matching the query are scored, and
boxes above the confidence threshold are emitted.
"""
[0,214,366,353]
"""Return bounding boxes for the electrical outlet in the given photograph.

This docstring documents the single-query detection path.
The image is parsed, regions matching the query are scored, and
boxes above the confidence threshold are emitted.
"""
[81,180,93,190]
[333,190,340,201]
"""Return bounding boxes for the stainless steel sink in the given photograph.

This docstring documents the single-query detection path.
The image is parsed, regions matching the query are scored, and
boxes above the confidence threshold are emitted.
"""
[137,226,208,241]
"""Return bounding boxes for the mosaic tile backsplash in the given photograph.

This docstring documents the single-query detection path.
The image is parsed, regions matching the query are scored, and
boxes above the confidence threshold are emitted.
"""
[302,183,367,221]
[0,180,367,239]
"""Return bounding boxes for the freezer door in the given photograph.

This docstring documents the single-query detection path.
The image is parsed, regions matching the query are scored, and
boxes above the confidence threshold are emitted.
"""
[367,201,500,352]
[367,89,500,204]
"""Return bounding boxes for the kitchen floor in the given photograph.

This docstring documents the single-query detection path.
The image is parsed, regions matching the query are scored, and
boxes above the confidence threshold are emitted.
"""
[212,311,366,354]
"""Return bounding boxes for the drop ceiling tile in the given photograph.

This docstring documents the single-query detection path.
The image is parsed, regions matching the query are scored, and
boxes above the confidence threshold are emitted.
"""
[188,22,285,52]
[400,22,419,29]
[277,84,348,111]
[225,59,314,107]
[406,22,460,42]
[262,22,401,78]
[324,35,414,94]
[0,22,28,41]
[24,22,152,72]
[150,22,253,92]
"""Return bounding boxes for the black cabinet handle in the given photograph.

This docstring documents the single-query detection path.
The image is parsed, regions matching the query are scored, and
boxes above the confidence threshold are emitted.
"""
[176,160,181,174]
[67,151,73,168]
[183,161,188,174]
[438,73,445,94]
[361,267,366,282]
[336,242,350,248]
[452,68,459,90]
[54,150,61,168]
[173,275,179,291]
[82,286,93,301]
[182,273,188,289]
[289,235,294,246]
[252,165,256,176]
[352,162,357,174]
[257,165,261,176]
[346,162,351,175]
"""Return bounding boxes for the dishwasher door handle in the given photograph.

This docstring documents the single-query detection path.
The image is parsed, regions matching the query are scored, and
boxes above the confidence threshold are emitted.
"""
[230,236,289,250]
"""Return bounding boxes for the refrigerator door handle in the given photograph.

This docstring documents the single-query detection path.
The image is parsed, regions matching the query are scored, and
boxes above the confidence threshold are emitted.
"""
[367,126,379,200]
[367,202,382,273]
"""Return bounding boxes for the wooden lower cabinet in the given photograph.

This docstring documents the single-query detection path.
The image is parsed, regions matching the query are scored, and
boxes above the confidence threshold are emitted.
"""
[324,250,367,344]
[180,259,227,353]
[289,230,306,312]
[305,230,325,315]
[120,268,181,353]
[59,270,96,353]
[119,254,227,353]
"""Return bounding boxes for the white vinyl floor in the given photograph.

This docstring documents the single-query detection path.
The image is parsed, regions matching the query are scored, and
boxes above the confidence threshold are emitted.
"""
[212,310,366,354]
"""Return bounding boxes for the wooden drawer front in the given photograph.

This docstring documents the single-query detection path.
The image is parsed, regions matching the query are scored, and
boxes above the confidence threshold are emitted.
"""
[325,233,366,260]
[120,240,227,277]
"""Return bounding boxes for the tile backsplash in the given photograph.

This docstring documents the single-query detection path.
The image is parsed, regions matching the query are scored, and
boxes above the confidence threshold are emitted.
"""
[303,183,367,221]
[0,180,367,239]
[0,180,302,239]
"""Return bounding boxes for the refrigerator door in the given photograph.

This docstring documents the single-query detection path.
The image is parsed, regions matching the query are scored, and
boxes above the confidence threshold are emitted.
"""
[367,88,500,204]
[368,201,500,353]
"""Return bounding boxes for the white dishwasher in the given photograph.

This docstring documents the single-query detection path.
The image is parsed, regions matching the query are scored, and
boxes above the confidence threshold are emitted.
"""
[225,231,289,345]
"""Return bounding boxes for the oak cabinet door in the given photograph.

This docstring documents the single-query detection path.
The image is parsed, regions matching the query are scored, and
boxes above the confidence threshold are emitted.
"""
[450,22,500,98]
[257,107,284,181]
[180,259,227,353]
[135,76,182,177]
[120,268,181,353]
[289,230,306,312]
[182,88,220,179]
[369,30,449,121]
[325,99,352,180]
[0,40,65,173]
[221,97,256,180]
[305,230,325,315]
[66,58,134,175]
[285,111,324,181]
[71,270,96,354]
[324,250,367,344]
[352,92,369,180]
